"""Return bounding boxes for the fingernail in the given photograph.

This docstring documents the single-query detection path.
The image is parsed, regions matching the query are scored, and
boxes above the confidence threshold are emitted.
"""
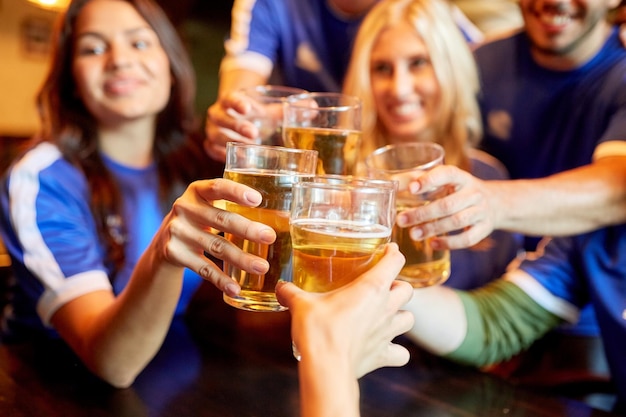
[244,191,262,205]
[260,228,275,243]
[241,123,256,138]
[410,228,423,240]
[225,283,240,297]
[397,213,407,227]
[252,259,269,274]
[409,182,420,194]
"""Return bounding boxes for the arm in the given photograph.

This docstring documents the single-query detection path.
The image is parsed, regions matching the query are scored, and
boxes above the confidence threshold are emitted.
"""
[398,155,626,249]
[204,0,279,162]
[405,278,562,367]
[52,179,276,388]
[276,243,414,417]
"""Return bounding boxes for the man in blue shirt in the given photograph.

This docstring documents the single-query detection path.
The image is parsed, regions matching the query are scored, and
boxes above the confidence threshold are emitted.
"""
[399,0,626,251]
[398,0,626,405]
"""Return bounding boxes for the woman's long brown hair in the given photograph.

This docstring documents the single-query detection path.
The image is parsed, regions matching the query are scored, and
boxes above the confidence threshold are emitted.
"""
[36,0,208,275]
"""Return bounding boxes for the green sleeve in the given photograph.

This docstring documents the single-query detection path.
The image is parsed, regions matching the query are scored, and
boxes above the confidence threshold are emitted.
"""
[443,280,562,367]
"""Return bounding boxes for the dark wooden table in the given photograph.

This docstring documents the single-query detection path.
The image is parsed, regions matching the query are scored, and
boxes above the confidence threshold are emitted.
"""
[0,283,621,417]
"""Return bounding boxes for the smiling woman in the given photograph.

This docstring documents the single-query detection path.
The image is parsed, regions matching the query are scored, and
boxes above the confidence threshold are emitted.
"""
[0,0,271,388]
[343,0,522,291]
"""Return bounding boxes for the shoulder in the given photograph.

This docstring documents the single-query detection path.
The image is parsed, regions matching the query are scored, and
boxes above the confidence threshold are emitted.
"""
[10,142,77,174]
[7,143,87,200]
[474,30,523,60]
[467,148,509,180]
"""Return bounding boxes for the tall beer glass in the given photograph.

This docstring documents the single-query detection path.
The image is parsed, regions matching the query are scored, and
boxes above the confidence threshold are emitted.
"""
[289,177,396,359]
[223,143,318,311]
[283,93,362,175]
[365,143,450,288]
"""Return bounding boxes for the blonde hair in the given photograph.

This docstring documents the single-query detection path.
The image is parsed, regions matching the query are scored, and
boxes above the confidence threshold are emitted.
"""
[343,0,481,170]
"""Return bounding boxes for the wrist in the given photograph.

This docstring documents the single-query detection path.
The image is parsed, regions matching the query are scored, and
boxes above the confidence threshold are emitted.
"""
[299,354,360,417]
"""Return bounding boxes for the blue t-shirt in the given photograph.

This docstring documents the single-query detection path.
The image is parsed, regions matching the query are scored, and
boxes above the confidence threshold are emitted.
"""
[508,225,626,405]
[0,143,202,339]
[475,28,626,181]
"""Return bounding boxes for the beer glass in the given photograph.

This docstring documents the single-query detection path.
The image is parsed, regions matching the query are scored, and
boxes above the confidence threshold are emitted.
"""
[222,142,318,312]
[289,176,397,358]
[239,85,307,146]
[365,142,450,288]
[283,92,362,175]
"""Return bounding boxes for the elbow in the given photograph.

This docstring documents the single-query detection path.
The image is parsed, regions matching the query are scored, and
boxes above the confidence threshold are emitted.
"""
[95,366,139,389]
[84,358,142,388]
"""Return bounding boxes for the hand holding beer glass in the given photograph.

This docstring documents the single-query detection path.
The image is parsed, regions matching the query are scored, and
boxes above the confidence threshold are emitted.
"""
[283,92,362,175]
[222,143,318,311]
[365,143,450,288]
[289,176,397,359]
[238,85,307,146]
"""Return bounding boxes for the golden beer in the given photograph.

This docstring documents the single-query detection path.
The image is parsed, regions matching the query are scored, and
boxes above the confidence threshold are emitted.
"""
[291,219,390,293]
[283,127,361,175]
[394,198,450,287]
[223,169,302,311]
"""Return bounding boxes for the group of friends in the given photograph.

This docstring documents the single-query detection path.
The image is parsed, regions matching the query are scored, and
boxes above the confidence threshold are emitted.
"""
[1,0,626,416]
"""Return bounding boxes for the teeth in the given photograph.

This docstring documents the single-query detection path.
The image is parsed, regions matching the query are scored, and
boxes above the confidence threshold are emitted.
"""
[392,103,417,116]
[541,13,571,25]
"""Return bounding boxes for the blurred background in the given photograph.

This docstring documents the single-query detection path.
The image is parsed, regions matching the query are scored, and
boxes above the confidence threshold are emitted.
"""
[0,0,234,168]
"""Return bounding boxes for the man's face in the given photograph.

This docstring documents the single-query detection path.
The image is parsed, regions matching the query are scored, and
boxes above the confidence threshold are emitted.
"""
[519,0,619,66]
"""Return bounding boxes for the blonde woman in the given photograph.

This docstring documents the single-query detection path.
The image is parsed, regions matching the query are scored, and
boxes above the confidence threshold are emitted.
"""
[344,0,522,289]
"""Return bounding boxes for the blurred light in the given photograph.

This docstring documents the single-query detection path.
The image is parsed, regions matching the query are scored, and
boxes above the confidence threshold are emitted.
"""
[26,0,70,11]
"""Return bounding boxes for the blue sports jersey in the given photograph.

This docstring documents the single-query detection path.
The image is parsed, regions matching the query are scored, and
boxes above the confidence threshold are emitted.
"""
[507,225,626,405]
[475,28,626,181]
[222,0,483,93]
[0,143,202,339]
[222,0,363,92]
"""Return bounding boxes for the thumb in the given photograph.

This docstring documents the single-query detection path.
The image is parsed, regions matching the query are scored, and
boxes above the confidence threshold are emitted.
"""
[275,281,304,309]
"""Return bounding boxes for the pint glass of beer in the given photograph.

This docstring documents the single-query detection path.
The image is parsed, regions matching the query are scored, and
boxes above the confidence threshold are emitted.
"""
[223,143,318,311]
[283,92,362,175]
[365,142,450,288]
[288,176,396,359]
[290,177,397,292]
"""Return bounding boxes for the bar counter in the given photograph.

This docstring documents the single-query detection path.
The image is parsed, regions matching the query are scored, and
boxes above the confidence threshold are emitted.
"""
[0,283,620,417]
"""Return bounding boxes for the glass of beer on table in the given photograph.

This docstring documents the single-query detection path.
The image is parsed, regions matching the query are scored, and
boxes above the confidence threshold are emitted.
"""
[222,142,318,312]
[289,175,397,358]
[283,92,362,175]
[365,142,450,288]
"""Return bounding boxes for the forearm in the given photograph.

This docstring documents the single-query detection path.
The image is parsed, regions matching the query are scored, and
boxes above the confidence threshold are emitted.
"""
[59,247,184,387]
[406,279,562,368]
[217,68,267,98]
[491,156,626,236]
[298,355,360,417]
[404,285,468,355]
[102,252,183,380]
[445,280,561,367]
